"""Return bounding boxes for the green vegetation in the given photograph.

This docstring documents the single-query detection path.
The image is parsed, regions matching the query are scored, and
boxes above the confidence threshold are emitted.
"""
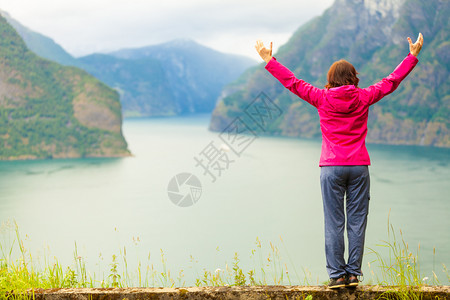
[209,0,449,147]
[0,219,448,299]
[366,212,444,300]
[0,15,129,160]
[0,223,297,289]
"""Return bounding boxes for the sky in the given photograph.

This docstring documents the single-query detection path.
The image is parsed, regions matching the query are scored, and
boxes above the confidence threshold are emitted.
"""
[0,0,334,60]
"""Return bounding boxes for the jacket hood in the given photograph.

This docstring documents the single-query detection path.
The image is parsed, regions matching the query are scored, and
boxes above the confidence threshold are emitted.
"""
[325,85,360,113]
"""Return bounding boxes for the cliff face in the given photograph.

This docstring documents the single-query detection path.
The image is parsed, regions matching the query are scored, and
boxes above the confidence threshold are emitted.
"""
[209,0,449,147]
[0,15,130,160]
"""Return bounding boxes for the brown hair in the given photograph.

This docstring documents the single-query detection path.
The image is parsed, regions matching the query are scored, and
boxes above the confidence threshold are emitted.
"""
[325,59,359,89]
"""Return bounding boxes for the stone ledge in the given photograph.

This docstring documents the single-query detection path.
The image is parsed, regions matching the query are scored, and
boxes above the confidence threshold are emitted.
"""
[20,285,450,300]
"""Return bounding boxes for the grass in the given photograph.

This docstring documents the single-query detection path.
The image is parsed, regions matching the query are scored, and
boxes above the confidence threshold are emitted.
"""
[0,218,448,299]
[364,211,448,299]
[0,220,299,290]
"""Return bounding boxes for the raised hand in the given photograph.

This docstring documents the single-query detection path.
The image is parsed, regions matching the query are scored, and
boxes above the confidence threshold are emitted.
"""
[408,33,423,57]
[255,40,273,63]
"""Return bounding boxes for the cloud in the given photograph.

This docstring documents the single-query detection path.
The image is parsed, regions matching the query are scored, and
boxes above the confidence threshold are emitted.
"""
[0,0,334,58]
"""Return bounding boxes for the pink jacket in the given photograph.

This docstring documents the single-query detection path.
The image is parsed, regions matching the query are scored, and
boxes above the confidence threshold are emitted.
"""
[265,54,418,166]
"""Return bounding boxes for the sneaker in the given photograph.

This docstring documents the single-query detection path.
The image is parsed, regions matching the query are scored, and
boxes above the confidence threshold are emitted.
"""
[328,276,346,289]
[346,274,359,287]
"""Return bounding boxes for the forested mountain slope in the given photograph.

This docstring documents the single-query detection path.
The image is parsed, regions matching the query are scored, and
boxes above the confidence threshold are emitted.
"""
[0,15,130,159]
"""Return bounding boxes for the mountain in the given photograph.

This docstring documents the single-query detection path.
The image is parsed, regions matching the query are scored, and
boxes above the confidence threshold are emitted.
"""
[0,10,80,67]
[0,15,130,160]
[0,10,257,117]
[80,39,257,117]
[209,0,449,147]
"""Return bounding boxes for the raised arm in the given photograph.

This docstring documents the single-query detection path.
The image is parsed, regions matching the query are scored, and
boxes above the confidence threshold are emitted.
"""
[255,40,323,108]
[365,33,423,105]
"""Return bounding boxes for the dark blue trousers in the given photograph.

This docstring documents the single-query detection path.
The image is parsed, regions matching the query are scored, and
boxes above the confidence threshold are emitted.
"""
[320,165,370,278]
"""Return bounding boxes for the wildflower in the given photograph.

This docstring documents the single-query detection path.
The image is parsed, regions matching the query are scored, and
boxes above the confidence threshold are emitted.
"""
[422,277,429,281]
[215,268,222,273]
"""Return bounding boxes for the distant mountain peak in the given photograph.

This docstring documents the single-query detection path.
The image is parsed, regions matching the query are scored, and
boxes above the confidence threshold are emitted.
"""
[107,38,199,57]
[162,38,198,47]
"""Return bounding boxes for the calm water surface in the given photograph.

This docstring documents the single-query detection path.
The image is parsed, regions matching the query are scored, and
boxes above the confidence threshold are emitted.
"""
[0,114,449,285]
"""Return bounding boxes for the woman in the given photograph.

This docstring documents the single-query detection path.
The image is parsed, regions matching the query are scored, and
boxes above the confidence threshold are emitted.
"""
[255,33,423,288]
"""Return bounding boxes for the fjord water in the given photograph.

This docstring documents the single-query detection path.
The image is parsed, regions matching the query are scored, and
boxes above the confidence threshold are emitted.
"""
[0,114,449,285]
